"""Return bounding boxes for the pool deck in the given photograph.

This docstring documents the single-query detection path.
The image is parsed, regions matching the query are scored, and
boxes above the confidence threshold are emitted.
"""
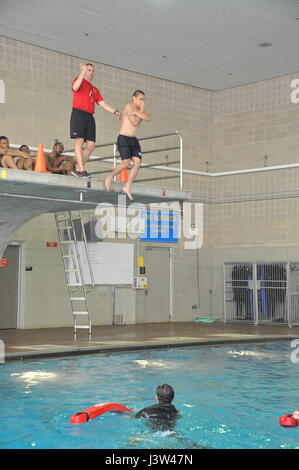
[1,321,299,362]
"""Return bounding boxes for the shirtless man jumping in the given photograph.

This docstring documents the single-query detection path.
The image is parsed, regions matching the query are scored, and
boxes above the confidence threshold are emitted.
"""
[104,90,151,200]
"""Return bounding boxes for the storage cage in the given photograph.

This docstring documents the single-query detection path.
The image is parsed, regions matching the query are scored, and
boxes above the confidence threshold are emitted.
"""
[223,262,299,326]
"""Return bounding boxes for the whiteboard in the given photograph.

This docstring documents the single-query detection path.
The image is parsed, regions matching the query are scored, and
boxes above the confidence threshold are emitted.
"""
[68,242,134,286]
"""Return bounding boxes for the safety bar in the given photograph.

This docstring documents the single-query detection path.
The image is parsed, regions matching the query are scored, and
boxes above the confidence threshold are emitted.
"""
[135,175,179,183]
[90,160,180,176]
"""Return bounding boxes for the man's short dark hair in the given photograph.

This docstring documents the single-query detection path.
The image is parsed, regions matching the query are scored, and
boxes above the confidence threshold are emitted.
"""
[133,90,145,97]
[0,136,8,140]
[156,384,175,404]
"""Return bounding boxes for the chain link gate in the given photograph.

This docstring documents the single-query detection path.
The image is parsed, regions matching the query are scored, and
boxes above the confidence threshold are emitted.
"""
[224,262,290,326]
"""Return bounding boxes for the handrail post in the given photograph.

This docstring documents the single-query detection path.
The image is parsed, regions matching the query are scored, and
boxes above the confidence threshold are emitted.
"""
[176,131,183,190]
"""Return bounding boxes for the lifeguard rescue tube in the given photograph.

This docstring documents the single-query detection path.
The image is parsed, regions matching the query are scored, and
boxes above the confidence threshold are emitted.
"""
[279,414,299,427]
[70,402,132,424]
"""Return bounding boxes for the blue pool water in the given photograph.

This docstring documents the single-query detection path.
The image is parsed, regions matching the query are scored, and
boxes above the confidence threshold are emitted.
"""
[1,341,299,449]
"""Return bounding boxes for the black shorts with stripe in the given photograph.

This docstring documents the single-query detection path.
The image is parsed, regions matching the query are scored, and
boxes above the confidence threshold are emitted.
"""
[70,108,96,142]
[117,134,142,160]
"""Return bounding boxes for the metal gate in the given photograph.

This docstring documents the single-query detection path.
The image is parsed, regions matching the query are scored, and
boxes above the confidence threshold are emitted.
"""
[224,263,255,323]
[288,263,299,326]
[224,262,291,326]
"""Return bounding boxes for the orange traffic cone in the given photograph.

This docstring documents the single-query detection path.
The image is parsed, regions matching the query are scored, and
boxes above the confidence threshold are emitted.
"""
[34,144,49,173]
[119,168,128,182]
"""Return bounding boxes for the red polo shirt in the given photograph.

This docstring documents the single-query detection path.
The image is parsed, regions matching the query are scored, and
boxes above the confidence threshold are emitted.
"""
[72,78,104,114]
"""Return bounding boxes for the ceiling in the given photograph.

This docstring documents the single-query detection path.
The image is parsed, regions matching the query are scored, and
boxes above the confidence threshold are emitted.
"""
[1,0,299,90]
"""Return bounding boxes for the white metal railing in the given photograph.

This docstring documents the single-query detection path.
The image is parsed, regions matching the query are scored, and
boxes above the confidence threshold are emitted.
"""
[11,137,299,192]
[11,131,184,189]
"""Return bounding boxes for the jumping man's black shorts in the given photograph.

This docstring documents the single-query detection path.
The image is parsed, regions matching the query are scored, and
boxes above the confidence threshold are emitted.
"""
[117,134,142,160]
[70,108,96,142]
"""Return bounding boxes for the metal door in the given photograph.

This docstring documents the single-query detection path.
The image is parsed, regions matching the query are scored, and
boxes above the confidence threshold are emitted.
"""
[224,263,254,323]
[256,263,287,325]
[0,245,19,329]
[144,247,171,323]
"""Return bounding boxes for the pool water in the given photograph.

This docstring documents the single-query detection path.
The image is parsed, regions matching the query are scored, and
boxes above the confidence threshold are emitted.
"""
[0,341,299,449]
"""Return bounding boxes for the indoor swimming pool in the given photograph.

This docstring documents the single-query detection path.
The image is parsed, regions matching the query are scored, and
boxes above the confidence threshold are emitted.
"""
[0,341,299,449]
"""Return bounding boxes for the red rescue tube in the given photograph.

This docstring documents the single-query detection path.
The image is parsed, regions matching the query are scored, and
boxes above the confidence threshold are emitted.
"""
[70,402,132,424]
[279,414,299,427]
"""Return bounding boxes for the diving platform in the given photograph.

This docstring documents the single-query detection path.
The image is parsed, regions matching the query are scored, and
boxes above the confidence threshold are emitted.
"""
[0,169,191,257]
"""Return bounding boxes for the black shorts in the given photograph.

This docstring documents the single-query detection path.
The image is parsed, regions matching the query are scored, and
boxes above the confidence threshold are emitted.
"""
[70,108,96,142]
[117,134,142,160]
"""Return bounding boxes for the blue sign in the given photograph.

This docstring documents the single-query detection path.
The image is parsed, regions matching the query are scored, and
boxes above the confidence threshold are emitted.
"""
[140,210,179,243]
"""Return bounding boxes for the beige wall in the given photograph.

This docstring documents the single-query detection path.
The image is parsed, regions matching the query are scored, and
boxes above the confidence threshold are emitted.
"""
[1,35,299,328]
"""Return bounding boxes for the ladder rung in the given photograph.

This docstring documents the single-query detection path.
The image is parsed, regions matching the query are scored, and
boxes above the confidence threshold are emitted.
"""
[57,226,72,230]
[60,240,74,244]
[65,269,80,272]
[62,254,76,258]
[73,311,89,315]
[68,283,83,287]
[75,325,91,329]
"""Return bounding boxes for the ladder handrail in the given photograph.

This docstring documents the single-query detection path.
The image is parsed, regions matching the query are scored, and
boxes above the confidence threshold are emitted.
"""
[78,210,95,290]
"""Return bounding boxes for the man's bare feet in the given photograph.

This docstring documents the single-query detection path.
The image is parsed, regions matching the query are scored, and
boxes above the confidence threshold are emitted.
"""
[122,185,133,200]
[104,176,113,191]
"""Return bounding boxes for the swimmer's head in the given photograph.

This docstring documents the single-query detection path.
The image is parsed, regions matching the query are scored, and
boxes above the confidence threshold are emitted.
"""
[53,140,64,156]
[132,90,145,107]
[19,144,30,154]
[156,384,175,404]
[132,90,145,98]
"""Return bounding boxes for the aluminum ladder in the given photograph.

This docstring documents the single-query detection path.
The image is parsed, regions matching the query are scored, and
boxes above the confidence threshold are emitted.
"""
[55,211,94,339]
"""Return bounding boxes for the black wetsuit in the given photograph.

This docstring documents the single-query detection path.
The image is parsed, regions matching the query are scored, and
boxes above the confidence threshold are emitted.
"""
[135,402,178,419]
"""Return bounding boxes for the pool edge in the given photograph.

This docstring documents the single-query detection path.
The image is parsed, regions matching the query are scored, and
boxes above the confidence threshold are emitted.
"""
[2,335,298,363]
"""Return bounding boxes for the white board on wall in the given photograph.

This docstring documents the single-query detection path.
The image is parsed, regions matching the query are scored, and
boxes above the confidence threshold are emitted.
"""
[68,242,134,285]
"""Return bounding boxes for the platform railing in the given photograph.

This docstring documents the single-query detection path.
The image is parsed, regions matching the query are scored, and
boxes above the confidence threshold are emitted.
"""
[11,131,184,189]
[84,131,184,189]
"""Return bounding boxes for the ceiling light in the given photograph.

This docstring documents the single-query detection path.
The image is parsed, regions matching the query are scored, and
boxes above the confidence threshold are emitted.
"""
[258,42,272,47]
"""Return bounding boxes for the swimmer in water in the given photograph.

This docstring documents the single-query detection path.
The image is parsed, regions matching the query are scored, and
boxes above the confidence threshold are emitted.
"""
[130,384,211,449]
[135,383,178,432]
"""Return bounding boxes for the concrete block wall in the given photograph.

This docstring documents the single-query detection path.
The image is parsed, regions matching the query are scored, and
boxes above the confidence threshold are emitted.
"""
[1,35,299,328]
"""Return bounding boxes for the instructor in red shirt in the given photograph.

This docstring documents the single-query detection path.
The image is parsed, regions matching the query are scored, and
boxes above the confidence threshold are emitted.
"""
[70,63,121,177]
